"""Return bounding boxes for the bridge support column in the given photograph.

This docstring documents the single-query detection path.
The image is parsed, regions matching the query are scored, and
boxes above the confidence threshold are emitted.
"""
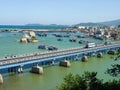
[59,60,71,67]
[97,52,103,58]
[31,65,43,74]
[108,50,116,55]
[81,55,88,62]
[0,74,3,84]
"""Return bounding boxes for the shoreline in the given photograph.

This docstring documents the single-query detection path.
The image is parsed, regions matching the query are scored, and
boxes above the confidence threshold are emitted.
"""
[0,28,73,33]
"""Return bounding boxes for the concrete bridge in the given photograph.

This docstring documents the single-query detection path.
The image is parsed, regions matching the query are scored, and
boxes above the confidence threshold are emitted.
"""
[0,41,120,74]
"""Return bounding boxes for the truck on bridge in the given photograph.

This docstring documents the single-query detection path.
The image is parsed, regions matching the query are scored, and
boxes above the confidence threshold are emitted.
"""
[85,43,96,48]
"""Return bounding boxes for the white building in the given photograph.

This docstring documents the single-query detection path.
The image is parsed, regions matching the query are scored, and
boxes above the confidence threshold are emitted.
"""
[78,26,85,29]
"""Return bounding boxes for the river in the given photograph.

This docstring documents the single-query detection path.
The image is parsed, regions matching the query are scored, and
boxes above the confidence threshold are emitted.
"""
[0,54,120,90]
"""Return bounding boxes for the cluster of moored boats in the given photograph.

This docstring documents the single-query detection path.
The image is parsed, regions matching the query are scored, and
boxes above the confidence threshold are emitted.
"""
[78,40,91,44]
[76,35,86,38]
[56,36,92,45]
[69,37,77,42]
[19,32,95,50]
[69,37,92,44]
[36,33,47,37]
[53,34,70,37]
[38,44,58,51]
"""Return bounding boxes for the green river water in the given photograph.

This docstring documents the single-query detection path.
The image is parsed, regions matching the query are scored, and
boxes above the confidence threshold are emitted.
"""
[0,54,120,90]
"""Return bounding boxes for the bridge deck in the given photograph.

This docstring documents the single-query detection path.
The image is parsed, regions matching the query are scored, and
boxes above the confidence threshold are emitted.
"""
[0,42,120,66]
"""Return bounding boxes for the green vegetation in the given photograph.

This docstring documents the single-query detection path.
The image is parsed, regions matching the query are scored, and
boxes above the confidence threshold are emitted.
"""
[107,48,120,77]
[72,26,78,29]
[31,36,37,40]
[118,25,120,28]
[57,72,120,90]
[107,64,120,77]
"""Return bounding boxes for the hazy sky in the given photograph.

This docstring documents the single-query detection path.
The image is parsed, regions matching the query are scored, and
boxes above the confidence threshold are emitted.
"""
[0,0,119,25]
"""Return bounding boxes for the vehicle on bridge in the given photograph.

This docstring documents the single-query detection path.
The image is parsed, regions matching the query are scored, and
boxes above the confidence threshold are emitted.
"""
[85,43,96,48]
[104,42,112,45]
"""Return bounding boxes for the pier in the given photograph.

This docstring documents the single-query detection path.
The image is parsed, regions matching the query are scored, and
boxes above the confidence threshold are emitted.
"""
[0,41,120,74]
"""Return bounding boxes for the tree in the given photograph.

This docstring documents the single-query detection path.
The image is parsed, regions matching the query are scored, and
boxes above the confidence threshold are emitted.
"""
[107,64,120,77]
[106,48,120,77]
[57,72,120,90]
[118,25,120,28]
[57,68,120,90]
[57,73,87,90]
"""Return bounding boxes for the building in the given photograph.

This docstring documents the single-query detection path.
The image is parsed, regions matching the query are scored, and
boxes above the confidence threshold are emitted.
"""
[78,26,85,29]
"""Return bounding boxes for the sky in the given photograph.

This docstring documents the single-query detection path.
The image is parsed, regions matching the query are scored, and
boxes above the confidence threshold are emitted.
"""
[0,0,120,25]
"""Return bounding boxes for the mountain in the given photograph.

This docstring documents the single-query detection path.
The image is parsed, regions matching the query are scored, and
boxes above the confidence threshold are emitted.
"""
[99,19,120,26]
[25,24,69,26]
[74,22,105,27]
[74,19,120,27]
[25,24,70,27]
[24,24,70,29]
[25,24,43,26]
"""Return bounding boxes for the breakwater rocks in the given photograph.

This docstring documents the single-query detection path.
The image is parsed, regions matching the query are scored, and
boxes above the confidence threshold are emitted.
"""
[20,31,38,43]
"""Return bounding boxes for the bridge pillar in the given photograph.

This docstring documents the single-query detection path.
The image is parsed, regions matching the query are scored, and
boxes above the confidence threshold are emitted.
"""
[0,74,3,84]
[97,52,103,58]
[59,60,71,67]
[108,50,116,55]
[81,55,88,62]
[31,65,43,74]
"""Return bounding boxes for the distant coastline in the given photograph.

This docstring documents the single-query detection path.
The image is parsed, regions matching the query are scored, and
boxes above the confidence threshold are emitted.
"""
[0,19,120,30]
[0,25,70,29]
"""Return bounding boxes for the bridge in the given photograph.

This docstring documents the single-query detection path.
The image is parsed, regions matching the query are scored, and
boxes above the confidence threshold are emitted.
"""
[0,41,120,74]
